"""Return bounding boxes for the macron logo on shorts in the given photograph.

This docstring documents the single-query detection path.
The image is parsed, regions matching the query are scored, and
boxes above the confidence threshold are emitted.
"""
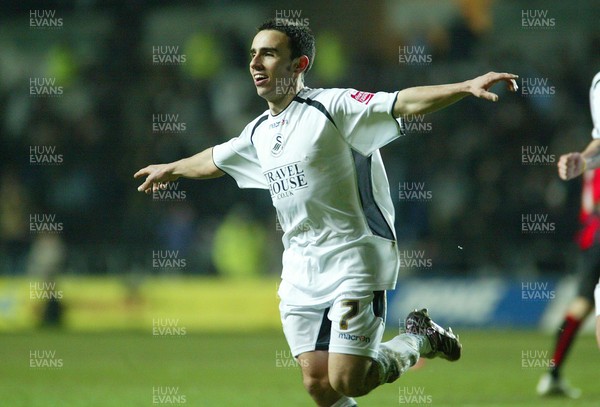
[338,333,371,343]
[350,91,374,105]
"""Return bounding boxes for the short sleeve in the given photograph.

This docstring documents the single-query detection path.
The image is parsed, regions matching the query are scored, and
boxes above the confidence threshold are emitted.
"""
[212,123,268,190]
[591,73,600,139]
[327,89,405,156]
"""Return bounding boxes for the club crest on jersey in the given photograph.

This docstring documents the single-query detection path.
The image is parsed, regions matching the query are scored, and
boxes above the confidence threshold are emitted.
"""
[270,133,287,157]
[350,91,374,105]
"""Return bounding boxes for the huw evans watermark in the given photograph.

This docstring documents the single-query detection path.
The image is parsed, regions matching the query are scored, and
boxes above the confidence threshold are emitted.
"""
[152,386,187,405]
[29,214,63,234]
[152,46,187,65]
[29,10,63,29]
[152,114,187,133]
[399,45,432,66]
[275,10,309,27]
[30,281,63,301]
[399,250,432,269]
[152,250,187,269]
[399,386,432,404]
[152,182,187,201]
[275,216,311,233]
[29,350,63,369]
[29,145,63,165]
[275,78,298,95]
[521,282,555,301]
[521,350,555,369]
[521,9,556,29]
[402,114,432,133]
[521,213,555,234]
[521,77,555,97]
[29,77,63,97]
[521,145,555,165]
[152,318,187,337]
[398,182,432,202]
[275,350,309,369]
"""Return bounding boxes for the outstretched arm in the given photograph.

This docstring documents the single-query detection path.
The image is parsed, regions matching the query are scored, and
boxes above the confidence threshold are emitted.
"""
[134,147,224,194]
[393,71,519,117]
[557,139,600,181]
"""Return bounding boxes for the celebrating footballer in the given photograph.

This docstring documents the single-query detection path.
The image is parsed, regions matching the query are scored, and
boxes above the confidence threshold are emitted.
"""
[135,20,518,407]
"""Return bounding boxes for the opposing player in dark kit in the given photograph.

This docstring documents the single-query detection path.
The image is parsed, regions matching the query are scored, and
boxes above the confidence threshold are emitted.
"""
[540,71,600,397]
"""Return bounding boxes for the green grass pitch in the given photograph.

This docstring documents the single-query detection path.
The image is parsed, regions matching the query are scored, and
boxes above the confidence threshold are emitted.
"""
[1,329,598,406]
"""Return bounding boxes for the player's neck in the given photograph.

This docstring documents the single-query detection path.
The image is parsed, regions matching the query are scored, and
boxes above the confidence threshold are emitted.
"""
[267,86,305,115]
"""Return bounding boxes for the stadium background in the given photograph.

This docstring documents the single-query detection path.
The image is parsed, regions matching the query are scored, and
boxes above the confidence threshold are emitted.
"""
[1,0,599,406]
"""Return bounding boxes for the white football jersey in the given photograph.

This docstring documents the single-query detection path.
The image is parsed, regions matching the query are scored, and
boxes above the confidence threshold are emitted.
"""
[591,71,600,139]
[213,87,405,305]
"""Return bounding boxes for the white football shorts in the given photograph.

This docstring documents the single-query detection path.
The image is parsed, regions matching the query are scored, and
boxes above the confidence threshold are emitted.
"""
[279,290,386,359]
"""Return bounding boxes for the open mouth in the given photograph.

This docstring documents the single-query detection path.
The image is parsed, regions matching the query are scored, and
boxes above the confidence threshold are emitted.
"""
[253,74,269,86]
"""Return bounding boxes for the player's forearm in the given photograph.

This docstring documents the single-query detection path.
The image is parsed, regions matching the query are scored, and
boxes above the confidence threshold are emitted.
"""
[394,72,518,117]
[171,147,224,179]
[394,82,470,117]
[581,139,600,170]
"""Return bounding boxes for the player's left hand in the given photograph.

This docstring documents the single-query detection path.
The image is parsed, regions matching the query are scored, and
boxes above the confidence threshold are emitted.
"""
[467,72,519,102]
[557,152,586,181]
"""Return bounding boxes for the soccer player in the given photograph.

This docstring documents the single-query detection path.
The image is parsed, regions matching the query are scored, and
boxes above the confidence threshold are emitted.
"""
[538,71,600,398]
[135,20,518,407]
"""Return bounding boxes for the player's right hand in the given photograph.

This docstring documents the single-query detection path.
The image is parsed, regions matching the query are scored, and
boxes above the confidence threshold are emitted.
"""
[134,164,178,194]
[557,152,586,181]
[468,72,519,102]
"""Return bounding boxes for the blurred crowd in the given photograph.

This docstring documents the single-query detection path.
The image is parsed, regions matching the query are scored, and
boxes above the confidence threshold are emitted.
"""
[1,0,599,278]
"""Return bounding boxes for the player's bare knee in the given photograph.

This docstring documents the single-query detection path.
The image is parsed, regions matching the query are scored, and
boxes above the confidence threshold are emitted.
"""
[302,374,331,398]
[298,352,329,395]
[329,354,376,397]
[329,370,371,398]
[330,376,369,397]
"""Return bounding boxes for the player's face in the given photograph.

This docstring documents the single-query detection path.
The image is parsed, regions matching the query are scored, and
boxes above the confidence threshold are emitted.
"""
[250,30,299,106]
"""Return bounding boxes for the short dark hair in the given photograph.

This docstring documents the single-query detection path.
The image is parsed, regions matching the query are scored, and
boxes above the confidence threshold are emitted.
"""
[257,19,315,74]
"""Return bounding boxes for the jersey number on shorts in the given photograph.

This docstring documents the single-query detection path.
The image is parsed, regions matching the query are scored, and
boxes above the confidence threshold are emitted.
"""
[339,300,359,330]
